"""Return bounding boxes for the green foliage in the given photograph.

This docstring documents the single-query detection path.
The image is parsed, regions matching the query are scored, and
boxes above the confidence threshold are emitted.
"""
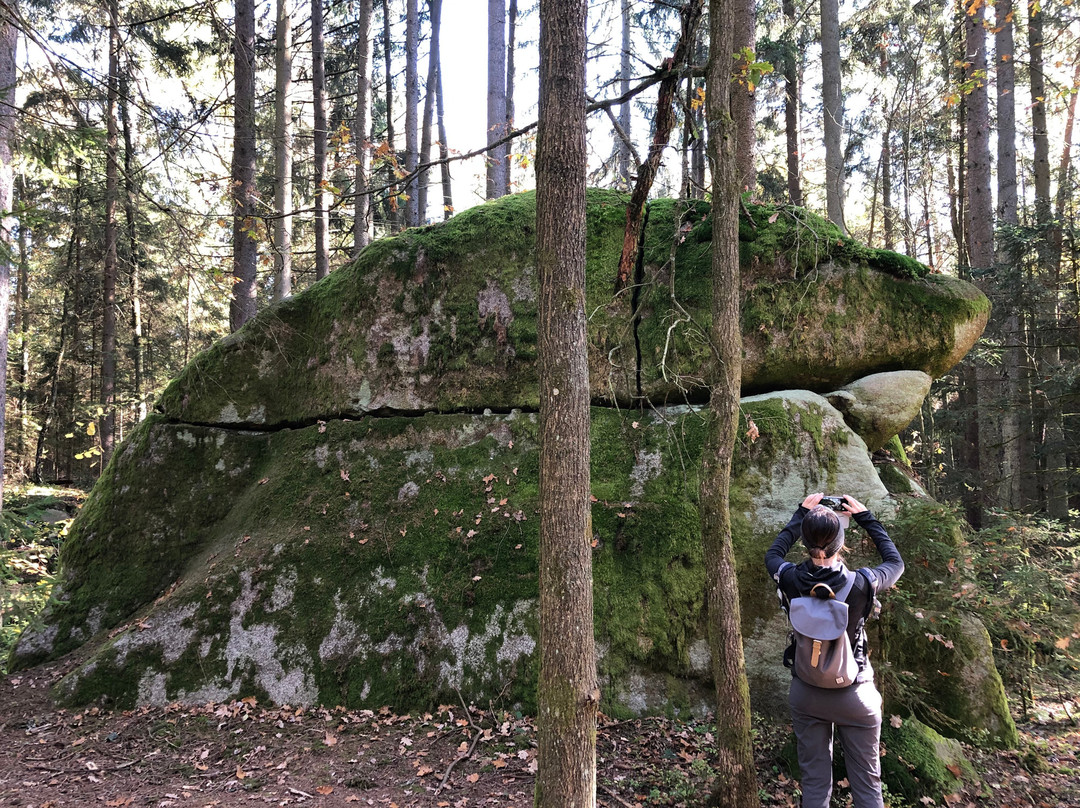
[1,489,79,673]
[960,512,1080,708]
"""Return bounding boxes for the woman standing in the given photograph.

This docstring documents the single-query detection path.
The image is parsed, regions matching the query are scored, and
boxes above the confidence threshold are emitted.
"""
[765,492,904,808]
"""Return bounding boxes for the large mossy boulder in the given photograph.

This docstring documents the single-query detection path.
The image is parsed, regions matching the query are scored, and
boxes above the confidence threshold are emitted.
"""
[155,192,988,427]
[12,191,1011,751]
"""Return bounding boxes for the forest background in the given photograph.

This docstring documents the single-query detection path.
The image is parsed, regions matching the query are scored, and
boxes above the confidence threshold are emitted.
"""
[0,0,1078,725]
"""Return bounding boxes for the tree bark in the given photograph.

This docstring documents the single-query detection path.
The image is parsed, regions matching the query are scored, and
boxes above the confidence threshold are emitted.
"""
[313,0,330,278]
[1027,1,1068,519]
[965,0,995,525]
[487,0,508,198]
[404,0,419,226]
[782,0,801,206]
[273,0,293,301]
[0,0,15,507]
[995,0,1021,510]
[382,0,400,231]
[703,0,759,803]
[535,0,596,804]
[504,0,516,197]
[354,0,372,255]
[120,62,146,423]
[821,0,845,232]
[732,0,755,193]
[418,0,442,224]
[15,180,29,476]
[436,57,453,218]
[101,0,120,467]
[231,0,258,331]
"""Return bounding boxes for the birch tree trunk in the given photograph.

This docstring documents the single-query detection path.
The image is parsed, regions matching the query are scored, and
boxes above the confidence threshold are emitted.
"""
[231,0,259,331]
[436,56,453,218]
[782,0,802,206]
[503,0,516,197]
[535,0,596,803]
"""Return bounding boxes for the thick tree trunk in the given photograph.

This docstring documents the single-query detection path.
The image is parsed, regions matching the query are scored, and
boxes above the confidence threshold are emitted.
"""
[313,0,330,278]
[1027,2,1068,519]
[704,0,759,803]
[486,0,507,198]
[535,0,596,804]
[0,2,15,507]
[120,65,146,423]
[732,0,755,192]
[821,0,844,232]
[354,0,372,254]
[782,0,801,206]
[101,0,120,467]
[995,0,1021,510]
[965,0,996,524]
[617,0,632,187]
[418,0,442,223]
[404,0,419,226]
[273,0,293,300]
[231,0,258,331]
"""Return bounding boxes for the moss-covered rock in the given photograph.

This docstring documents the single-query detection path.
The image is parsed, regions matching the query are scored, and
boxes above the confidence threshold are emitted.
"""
[156,192,988,427]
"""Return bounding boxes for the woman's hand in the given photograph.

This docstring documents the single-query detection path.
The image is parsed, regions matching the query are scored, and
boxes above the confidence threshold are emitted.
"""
[841,495,868,515]
[801,492,824,509]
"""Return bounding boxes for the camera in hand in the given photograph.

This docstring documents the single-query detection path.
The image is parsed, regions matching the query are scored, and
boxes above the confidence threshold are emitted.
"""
[819,495,847,511]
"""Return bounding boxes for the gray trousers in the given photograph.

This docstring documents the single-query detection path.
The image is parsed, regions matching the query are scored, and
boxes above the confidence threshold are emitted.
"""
[789,677,884,808]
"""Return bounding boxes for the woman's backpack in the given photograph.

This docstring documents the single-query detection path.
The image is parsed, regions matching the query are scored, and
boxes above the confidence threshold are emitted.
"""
[775,568,876,689]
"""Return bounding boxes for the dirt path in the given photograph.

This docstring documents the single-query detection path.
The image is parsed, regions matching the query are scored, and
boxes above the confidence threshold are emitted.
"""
[1,661,1077,807]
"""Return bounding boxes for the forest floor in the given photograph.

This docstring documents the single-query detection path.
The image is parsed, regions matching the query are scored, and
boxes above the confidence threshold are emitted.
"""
[1,661,1078,808]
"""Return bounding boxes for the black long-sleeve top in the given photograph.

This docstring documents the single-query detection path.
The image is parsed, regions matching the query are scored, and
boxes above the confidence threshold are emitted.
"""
[765,506,905,683]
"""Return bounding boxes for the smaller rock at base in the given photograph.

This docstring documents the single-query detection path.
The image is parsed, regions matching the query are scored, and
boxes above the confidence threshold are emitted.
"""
[826,371,932,451]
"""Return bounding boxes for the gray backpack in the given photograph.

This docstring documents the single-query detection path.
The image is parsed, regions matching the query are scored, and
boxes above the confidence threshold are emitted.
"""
[783,573,860,688]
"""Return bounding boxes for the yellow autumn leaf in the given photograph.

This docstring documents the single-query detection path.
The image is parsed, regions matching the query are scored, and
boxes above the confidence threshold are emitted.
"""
[86,421,96,436]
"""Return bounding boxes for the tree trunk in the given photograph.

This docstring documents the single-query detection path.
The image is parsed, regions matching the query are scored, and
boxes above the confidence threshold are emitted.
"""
[486,0,507,199]
[120,62,146,423]
[882,107,894,250]
[382,0,399,231]
[617,0,632,187]
[0,2,15,507]
[404,0,419,226]
[503,0,516,197]
[231,0,259,331]
[782,0,801,206]
[1027,1,1068,519]
[101,0,120,468]
[821,0,844,232]
[535,0,596,804]
[354,0,372,255]
[965,0,995,524]
[732,0,755,193]
[15,180,29,475]
[313,0,330,279]
[274,0,293,301]
[703,0,759,802]
[418,0,442,224]
[436,58,453,218]
[995,0,1021,510]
